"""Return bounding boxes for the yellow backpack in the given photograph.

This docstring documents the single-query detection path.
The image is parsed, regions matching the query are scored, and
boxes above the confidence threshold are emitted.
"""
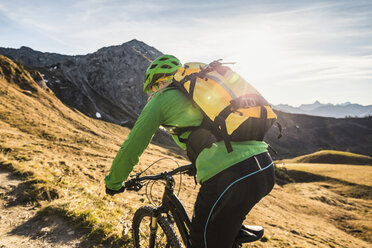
[172,60,277,153]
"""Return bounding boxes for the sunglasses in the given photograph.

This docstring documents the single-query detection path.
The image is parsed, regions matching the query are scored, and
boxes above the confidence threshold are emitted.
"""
[151,76,173,93]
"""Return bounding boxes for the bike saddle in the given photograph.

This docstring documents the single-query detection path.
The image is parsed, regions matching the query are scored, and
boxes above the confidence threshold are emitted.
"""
[235,225,264,243]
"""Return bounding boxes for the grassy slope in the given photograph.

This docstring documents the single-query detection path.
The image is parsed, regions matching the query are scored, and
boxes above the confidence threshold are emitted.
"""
[0,55,370,247]
[278,162,372,245]
[285,150,372,165]
[282,163,372,187]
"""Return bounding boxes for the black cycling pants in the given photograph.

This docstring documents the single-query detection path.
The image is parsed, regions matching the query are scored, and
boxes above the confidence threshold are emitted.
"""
[190,152,275,248]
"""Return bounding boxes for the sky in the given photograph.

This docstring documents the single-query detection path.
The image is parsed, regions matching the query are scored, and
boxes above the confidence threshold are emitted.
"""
[0,0,371,106]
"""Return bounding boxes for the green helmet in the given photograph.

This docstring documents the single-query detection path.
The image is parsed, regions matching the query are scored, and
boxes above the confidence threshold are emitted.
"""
[143,55,181,93]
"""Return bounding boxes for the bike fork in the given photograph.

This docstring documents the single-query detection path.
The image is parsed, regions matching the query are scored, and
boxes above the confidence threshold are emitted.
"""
[149,214,158,248]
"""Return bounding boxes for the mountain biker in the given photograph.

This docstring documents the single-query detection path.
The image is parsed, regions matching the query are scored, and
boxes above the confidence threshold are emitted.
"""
[105,55,275,248]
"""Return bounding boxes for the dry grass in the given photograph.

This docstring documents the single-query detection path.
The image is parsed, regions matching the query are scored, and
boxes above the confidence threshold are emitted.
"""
[277,162,372,245]
[1,55,371,247]
[283,163,372,187]
[285,150,372,165]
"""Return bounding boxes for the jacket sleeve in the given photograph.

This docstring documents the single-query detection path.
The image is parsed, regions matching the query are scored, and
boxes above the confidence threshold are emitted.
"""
[104,97,163,190]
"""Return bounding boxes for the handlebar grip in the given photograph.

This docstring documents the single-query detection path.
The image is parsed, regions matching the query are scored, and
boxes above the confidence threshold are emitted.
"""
[124,178,135,188]
[124,178,143,191]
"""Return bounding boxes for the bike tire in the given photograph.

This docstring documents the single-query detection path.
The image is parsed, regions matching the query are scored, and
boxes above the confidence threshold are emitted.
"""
[132,206,182,248]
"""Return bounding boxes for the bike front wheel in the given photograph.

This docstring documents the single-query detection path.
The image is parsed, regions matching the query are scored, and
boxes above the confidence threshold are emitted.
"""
[132,206,182,248]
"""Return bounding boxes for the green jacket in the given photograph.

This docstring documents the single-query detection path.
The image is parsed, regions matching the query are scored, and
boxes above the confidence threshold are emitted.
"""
[105,87,268,190]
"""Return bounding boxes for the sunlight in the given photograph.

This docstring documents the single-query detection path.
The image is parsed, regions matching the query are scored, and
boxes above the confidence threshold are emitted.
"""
[228,27,287,97]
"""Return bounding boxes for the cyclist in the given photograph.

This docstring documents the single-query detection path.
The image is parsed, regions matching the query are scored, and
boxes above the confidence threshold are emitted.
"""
[105,55,275,248]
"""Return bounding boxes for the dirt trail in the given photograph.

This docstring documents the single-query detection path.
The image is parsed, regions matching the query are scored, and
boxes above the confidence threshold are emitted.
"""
[0,168,90,248]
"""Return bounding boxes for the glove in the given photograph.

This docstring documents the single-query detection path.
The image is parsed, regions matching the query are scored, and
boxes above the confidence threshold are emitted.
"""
[105,186,125,196]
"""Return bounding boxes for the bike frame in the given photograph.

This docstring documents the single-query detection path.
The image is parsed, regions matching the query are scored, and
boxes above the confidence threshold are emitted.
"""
[153,174,192,247]
[162,186,191,246]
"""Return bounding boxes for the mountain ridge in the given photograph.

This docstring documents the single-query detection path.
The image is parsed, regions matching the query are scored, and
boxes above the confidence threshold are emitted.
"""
[274,101,372,118]
[0,39,162,125]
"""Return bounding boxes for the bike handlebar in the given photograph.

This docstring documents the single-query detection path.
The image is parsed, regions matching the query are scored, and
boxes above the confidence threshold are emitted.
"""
[123,163,193,191]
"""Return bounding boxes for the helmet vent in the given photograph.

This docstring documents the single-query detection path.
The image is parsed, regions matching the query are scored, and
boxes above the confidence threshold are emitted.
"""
[144,55,181,93]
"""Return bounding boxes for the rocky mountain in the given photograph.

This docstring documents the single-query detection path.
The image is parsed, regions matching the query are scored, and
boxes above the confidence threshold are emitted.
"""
[0,46,72,67]
[274,101,372,118]
[0,40,162,125]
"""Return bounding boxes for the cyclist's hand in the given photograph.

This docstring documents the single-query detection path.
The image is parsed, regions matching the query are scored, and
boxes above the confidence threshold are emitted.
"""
[123,178,142,191]
[105,186,124,196]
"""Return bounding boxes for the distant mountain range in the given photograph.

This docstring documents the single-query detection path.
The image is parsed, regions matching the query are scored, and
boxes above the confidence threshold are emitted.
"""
[274,101,372,118]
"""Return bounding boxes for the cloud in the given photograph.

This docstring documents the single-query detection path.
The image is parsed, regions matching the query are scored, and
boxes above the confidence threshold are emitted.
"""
[0,0,371,105]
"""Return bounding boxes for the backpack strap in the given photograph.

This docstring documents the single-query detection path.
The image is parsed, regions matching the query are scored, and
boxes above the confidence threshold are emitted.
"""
[213,106,235,153]
[189,77,197,99]
[215,116,233,153]
[163,125,198,144]
[275,121,283,139]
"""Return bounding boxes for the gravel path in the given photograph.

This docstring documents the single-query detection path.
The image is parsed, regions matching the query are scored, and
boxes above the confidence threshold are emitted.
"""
[0,168,89,248]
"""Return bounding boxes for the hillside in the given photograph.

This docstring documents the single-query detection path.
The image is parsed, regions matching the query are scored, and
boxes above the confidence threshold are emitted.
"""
[275,162,372,244]
[265,111,372,159]
[1,55,371,247]
[285,150,372,165]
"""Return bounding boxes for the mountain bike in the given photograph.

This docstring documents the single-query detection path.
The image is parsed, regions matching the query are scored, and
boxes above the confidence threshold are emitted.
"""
[120,160,264,248]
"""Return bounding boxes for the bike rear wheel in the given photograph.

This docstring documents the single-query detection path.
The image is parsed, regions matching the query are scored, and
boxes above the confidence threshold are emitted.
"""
[132,206,182,248]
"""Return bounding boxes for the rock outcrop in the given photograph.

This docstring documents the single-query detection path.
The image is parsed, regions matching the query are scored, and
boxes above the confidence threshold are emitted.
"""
[0,39,162,125]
